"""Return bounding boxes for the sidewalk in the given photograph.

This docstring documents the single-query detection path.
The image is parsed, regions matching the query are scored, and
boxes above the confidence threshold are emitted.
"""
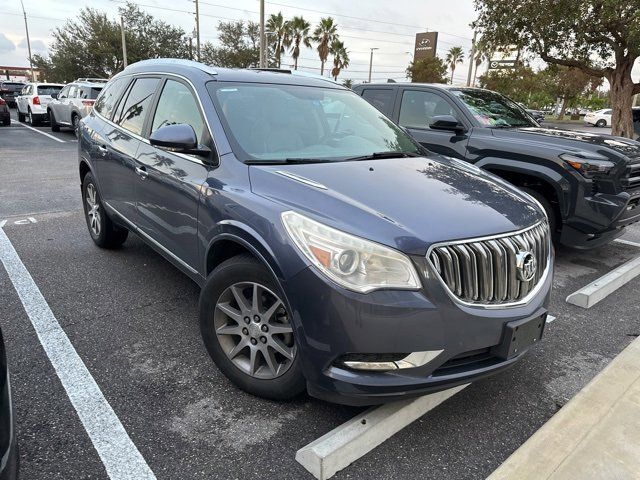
[488,335,640,480]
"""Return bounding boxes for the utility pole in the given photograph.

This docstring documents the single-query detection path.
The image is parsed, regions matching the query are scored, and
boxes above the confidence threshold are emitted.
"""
[466,30,477,87]
[259,0,266,68]
[188,37,193,61]
[19,0,33,81]
[120,16,128,68]
[194,0,201,61]
[368,47,379,83]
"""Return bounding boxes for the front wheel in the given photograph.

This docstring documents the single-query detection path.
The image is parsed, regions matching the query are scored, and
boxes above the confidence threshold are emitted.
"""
[17,110,25,122]
[49,110,60,132]
[522,187,559,244]
[595,119,607,127]
[199,254,305,400]
[82,172,128,248]
[72,114,80,138]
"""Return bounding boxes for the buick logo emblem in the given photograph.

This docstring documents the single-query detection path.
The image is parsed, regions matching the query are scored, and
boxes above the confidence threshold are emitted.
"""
[516,251,537,282]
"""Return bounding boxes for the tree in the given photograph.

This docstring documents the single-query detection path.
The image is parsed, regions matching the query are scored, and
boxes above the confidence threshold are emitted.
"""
[406,56,448,83]
[31,3,188,82]
[445,46,464,84]
[313,17,339,76]
[474,0,640,138]
[342,79,354,89]
[479,65,548,105]
[330,40,349,81]
[266,13,289,68]
[546,66,601,118]
[201,21,260,68]
[287,16,312,70]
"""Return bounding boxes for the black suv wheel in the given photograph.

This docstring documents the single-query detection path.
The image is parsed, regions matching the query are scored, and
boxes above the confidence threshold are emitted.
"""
[82,172,128,248]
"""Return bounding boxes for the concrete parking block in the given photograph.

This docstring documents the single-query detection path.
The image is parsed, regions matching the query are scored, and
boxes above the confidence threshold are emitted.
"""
[566,255,640,308]
[487,336,640,480]
[296,384,468,480]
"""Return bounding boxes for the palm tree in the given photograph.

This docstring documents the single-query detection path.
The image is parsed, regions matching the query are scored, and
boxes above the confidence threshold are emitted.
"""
[267,12,289,68]
[445,46,464,84]
[342,78,353,89]
[287,16,312,70]
[313,17,338,76]
[472,50,489,87]
[330,40,349,81]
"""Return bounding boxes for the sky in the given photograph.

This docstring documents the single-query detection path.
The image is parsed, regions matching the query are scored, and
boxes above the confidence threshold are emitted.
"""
[0,0,478,83]
[0,0,637,86]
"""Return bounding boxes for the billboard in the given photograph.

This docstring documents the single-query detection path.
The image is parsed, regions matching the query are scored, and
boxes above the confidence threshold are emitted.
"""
[414,32,438,60]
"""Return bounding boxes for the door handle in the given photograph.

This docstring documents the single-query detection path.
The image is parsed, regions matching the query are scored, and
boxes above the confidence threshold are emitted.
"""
[135,166,148,179]
[97,144,108,156]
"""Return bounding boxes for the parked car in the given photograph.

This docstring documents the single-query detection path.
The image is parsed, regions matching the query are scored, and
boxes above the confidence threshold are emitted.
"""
[584,108,612,127]
[79,59,552,406]
[0,98,10,126]
[525,108,545,123]
[354,83,640,249]
[15,82,64,125]
[48,78,107,134]
[0,81,25,108]
[0,325,18,480]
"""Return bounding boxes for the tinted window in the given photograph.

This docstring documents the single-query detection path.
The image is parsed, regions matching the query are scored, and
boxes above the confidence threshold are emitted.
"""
[94,77,129,119]
[115,78,159,136]
[399,90,457,129]
[208,83,420,162]
[80,87,102,99]
[37,85,63,96]
[450,89,535,127]
[151,80,205,143]
[361,89,394,117]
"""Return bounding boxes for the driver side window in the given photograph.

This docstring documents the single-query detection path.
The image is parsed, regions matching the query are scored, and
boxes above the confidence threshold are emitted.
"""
[399,90,457,129]
[151,79,206,145]
[58,86,70,99]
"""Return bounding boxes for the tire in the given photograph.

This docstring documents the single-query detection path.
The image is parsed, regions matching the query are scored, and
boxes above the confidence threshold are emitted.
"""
[595,119,606,127]
[199,254,305,400]
[82,172,128,248]
[17,110,25,122]
[28,108,40,126]
[522,187,559,243]
[71,113,80,138]
[2,118,9,126]
[49,109,60,132]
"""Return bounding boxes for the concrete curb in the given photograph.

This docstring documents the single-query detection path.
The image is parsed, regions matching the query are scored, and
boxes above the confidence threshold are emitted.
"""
[487,335,640,480]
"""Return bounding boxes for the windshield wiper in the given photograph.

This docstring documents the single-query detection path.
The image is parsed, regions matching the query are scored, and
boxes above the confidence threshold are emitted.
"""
[342,151,422,162]
[245,158,335,165]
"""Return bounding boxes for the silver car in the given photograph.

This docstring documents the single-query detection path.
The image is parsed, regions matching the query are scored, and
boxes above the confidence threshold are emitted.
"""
[48,78,107,133]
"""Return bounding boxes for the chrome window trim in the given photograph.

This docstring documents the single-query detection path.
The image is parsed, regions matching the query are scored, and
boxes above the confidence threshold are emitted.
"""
[426,221,552,309]
[104,201,199,275]
[93,71,218,168]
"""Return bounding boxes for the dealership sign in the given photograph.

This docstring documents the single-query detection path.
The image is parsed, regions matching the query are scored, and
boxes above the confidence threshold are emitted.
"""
[488,59,518,69]
[414,32,438,60]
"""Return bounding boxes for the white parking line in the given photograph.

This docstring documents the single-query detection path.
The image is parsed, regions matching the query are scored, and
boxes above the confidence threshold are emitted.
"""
[0,227,156,480]
[10,119,66,143]
[614,238,640,248]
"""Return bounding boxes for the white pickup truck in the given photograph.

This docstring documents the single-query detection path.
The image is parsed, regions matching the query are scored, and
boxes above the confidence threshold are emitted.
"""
[16,82,64,125]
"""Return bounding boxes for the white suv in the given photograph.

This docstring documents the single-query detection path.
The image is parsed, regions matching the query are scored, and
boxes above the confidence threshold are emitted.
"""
[48,78,107,133]
[16,82,64,125]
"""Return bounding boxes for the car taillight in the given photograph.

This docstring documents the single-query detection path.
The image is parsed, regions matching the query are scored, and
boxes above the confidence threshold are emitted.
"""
[32,96,40,105]
[0,98,6,105]
[82,100,95,106]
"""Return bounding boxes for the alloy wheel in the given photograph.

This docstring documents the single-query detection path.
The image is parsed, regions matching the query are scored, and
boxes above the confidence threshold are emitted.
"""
[85,183,101,236]
[214,281,295,379]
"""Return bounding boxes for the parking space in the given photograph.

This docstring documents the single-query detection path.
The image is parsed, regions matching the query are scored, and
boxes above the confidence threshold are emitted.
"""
[1,118,639,479]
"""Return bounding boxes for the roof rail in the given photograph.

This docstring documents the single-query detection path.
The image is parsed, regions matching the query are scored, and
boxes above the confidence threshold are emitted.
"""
[127,58,218,76]
[249,67,338,85]
[75,78,109,83]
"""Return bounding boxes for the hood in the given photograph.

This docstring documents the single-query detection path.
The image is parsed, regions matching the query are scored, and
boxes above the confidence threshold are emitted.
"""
[249,156,542,256]
[492,127,640,162]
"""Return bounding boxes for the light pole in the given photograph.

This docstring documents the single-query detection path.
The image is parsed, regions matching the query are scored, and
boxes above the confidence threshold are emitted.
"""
[19,0,33,81]
[368,47,379,83]
[259,0,267,68]
[120,16,128,68]
[466,31,477,86]
[194,0,201,61]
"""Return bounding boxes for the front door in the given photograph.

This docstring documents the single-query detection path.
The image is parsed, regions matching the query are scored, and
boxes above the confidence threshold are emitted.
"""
[134,77,212,271]
[397,88,470,159]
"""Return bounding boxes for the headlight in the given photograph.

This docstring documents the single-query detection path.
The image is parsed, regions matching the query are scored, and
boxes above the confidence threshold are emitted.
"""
[560,153,615,178]
[281,211,421,293]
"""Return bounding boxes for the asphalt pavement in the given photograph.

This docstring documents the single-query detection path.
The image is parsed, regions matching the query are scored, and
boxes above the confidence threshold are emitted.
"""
[1,109,639,479]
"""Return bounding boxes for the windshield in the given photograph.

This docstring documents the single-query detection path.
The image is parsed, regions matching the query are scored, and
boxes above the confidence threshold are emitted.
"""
[207,82,421,162]
[451,89,536,128]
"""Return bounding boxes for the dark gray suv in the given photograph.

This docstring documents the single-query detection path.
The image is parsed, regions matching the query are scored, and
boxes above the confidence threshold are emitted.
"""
[78,59,553,405]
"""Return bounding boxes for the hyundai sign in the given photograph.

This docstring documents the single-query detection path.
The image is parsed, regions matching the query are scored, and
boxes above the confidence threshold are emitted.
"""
[414,32,438,60]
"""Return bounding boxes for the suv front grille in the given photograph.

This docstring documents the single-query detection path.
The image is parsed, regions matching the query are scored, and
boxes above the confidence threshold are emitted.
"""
[622,162,640,190]
[428,222,550,306]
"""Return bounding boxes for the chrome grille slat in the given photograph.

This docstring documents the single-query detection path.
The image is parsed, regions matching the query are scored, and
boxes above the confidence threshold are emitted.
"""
[428,222,550,306]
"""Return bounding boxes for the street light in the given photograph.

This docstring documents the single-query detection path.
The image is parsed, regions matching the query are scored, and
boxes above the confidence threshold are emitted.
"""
[368,47,379,83]
[19,0,33,81]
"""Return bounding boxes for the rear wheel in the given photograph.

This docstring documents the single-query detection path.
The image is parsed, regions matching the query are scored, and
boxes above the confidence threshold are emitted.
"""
[200,254,305,400]
[82,172,128,248]
[595,119,607,127]
[28,108,40,126]
[49,109,60,132]
[71,113,80,138]
[17,110,25,122]
[522,187,559,244]
[2,117,9,126]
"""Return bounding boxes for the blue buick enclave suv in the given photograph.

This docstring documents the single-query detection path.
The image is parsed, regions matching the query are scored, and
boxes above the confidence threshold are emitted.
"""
[78,59,553,405]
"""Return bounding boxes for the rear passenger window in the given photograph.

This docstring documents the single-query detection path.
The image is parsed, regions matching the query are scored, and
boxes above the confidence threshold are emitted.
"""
[361,89,394,117]
[94,77,128,120]
[114,77,160,136]
[151,79,206,144]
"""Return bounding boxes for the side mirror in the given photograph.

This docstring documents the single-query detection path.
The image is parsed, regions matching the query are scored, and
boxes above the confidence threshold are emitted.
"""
[51,92,58,99]
[429,115,465,133]
[150,124,198,152]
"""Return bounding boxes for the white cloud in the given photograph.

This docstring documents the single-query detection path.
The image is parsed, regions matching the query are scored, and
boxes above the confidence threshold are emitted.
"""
[0,33,16,53]
[18,38,47,51]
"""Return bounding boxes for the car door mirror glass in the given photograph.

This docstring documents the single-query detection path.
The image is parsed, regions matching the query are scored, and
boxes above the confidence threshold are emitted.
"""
[51,92,58,99]
[429,115,464,132]
[149,123,199,153]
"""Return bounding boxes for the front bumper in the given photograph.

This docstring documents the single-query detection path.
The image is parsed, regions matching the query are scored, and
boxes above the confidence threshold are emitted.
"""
[284,259,552,406]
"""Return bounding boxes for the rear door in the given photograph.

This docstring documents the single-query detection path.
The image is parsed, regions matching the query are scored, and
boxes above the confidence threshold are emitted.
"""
[396,87,470,159]
[359,88,397,118]
[134,77,212,271]
[52,85,71,124]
